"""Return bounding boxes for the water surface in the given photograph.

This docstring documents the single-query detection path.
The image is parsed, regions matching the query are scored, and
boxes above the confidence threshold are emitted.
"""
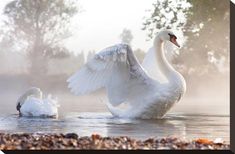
[0,112,229,143]
[0,92,229,143]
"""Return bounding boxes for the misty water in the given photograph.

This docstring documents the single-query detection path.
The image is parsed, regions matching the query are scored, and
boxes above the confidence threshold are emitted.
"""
[0,91,230,143]
[0,0,230,148]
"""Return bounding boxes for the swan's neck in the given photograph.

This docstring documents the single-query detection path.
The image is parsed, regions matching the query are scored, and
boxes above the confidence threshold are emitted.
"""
[153,37,184,86]
[17,89,43,105]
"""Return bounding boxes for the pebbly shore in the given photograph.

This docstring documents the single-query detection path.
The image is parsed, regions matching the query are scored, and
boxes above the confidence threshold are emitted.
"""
[0,133,230,150]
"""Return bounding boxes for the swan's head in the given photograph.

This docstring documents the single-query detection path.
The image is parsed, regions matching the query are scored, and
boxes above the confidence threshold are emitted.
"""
[16,87,42,112]
[155,30,180,48]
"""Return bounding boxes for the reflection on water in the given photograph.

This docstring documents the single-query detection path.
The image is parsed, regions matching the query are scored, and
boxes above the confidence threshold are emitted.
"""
[0,93,229,143]
[0,112,229,143]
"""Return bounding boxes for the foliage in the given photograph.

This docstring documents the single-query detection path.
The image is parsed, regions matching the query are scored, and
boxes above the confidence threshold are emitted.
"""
[119,28,133,45]
[2,0,79,75]
[142,0,191,40]
[142,0,229,77]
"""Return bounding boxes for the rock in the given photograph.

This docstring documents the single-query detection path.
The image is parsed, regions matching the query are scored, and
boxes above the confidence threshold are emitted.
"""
[91,134,101,140]
[0,133,230,150]
[213,138,224,144]
[64,133,78,139]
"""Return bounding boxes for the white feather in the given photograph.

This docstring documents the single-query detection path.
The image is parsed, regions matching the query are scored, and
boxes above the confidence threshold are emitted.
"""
[20,95,59,117]
[68,30,186,119]
[142,47,168,83]
[17,87,59,118]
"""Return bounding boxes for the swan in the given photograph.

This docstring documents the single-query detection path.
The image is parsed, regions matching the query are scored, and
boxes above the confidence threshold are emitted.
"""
[16,87,59,118]
[67,29,186,119]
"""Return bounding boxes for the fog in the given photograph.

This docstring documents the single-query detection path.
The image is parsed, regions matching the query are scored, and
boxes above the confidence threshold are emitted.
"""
[0,51,229,116]
[0,0,229,116]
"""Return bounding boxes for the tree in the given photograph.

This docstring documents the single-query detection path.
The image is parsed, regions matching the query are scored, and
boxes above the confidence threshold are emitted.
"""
[142,0,229,77]
[142,0,191,40]
[119,28,133,45]
[2,0,79,76]
[180,0,229,77]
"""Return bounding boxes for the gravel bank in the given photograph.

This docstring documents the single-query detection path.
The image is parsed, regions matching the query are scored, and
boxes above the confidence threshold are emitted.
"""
[0,133,230,150]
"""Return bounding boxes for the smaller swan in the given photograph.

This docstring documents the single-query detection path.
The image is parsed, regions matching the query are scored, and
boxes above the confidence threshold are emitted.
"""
[16,87,59,118]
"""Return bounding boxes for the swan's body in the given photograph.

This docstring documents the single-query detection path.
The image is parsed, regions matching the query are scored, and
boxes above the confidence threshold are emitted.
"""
[67,30,186,119]
[16,87,59,118]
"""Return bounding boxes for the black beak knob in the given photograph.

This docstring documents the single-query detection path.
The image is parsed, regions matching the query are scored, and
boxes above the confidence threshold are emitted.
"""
[16,103,21,111]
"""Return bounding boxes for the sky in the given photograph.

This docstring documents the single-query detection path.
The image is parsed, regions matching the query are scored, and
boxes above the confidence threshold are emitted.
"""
[65,0,156,54]
[0,0,232,55]
[0,0,156,55]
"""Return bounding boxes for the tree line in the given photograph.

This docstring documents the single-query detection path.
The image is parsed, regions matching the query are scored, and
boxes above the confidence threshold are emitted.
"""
[0,0,229,81]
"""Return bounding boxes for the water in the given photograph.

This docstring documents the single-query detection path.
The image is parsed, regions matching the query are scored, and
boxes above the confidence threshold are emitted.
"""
[0,112,229,143]
[0,91,230,144]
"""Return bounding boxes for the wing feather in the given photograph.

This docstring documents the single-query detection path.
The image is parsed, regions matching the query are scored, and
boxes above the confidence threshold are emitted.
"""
[67,43,152,106]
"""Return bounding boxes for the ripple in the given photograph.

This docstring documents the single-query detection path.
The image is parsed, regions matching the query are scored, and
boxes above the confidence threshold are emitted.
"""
[0,112,229,142]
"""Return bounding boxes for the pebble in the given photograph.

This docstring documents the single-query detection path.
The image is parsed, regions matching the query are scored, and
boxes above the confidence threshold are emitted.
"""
[0,133,230,150]
[65,133,78,139]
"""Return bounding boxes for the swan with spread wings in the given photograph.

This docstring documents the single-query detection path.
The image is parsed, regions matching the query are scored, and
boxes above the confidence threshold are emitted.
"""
[67,29,186,119]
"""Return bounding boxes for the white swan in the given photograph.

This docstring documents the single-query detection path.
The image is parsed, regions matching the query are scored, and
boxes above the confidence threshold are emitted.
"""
[16,87,59,118]
[67,30,186,119]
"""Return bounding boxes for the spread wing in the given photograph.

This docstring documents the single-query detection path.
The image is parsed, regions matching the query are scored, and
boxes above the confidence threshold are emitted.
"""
[67,43,154,106]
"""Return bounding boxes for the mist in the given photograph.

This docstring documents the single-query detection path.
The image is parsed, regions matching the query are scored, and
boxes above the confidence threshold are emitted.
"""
[0,0,229,116]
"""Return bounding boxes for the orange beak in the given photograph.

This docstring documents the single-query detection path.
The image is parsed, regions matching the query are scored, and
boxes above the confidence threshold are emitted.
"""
[170,37,180,48]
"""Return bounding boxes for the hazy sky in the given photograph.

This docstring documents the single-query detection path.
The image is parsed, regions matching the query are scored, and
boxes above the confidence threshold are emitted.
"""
[65,0,156,54]
[0,0,156,55]
[1,0,226,55]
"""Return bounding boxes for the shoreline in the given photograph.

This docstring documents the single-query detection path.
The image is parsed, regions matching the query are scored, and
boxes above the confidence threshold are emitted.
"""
[0,133,230,150]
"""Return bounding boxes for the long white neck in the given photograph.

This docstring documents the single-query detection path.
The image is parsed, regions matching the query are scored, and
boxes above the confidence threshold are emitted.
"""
[153,37,176,80]
[153,37,186,90]
[17,88,43,105]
